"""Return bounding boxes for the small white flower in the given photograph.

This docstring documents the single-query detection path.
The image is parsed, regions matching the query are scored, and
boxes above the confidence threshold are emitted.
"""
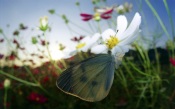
[69,33,101,56]
[91,12,141,67]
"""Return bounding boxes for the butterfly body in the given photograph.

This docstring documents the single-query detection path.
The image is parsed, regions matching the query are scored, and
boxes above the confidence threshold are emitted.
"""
[56,54,115,102]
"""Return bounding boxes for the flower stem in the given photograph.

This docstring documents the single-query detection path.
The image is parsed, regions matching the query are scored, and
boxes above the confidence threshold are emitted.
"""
[145,0,171,40]
[97,21,101,33]
[43,32,62,73]
[163,0,175,37]
[4,88,8,109]
[0,70,39,86]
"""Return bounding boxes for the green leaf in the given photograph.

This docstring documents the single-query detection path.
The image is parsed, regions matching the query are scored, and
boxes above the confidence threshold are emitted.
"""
[48,9,55,14]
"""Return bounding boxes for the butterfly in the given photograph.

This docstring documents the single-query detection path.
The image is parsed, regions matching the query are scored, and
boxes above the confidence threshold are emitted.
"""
[56,53,124,102]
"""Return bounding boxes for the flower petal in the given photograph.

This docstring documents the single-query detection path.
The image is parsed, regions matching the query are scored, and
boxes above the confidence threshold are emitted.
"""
[101,29,116,41]
[101,8,113,15]
[118,12,141,45]
[82,33,101,52]
[116,15,128,39]
[80,13,93,17]
[111,45,130,55]
[91,45,108,54]
[81,36,91,43]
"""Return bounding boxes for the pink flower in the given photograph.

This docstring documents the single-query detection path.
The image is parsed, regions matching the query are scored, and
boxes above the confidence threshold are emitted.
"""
[100,9,113,19]
[80,13,93,21]
[170,57,175,66]
[80,9,113,21]
[71,36,84,42]
[27,92,47,104]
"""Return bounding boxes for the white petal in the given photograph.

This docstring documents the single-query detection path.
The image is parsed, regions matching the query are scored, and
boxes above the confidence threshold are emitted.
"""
[81,36,91,43]
[116,15,128,39]
[111,45,130,55]
[91,33,101,41]
[69,49,77,56]
[82,33,101,52]
[91,45,108,54]
[118,28,140,46]
[101,29,116,41]
[118,12,141,43]
[111,46,122,55]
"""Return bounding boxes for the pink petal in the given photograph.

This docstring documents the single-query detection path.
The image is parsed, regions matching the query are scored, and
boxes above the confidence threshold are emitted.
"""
[80,13,93,17]
[82,17,92,21]
[101,15,111,19]
[102,9,113,15]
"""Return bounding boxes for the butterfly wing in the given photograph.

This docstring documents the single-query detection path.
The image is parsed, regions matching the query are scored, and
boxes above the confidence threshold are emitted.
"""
[56,54,115,102]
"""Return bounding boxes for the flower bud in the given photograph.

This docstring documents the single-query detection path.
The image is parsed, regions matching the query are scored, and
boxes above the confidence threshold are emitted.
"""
[4,79,11,89]
[39,16,48,31]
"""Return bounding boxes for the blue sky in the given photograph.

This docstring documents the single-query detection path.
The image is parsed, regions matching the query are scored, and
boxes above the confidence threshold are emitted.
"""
[0,0,175,61]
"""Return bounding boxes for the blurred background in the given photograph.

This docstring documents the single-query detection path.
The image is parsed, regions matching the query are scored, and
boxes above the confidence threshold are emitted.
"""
[0,0,175,109]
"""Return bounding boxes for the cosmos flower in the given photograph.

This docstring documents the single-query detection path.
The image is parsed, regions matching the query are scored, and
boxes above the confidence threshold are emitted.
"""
[70,33,101,56]
[170,57,175,66]
[91,13,141,66]
[71,36,84,42]
[80,8,113,21]
[27,92,47,104]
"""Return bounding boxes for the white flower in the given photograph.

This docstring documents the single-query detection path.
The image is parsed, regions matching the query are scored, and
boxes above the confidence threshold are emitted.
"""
[91,12,141,67]
[69,33,101,56]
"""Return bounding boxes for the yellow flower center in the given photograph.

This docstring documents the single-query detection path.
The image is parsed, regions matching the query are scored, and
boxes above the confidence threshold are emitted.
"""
[76,43,86,49]
[106,36,119,49]
[93,13,101,21]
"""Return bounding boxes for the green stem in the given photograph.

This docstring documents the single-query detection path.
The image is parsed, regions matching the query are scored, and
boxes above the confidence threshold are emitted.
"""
[78,52,84,60]
[60,59,67,68]
[24,66,37,82]
[2,33,14,50]
[0,70,39,86]
[129,62,151,77]
[43,32,62,73]
[4,88,8,109]
[163,0,175,37]
[145,0,171,40]
[39,85,59,101]
[97,21,101,33]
